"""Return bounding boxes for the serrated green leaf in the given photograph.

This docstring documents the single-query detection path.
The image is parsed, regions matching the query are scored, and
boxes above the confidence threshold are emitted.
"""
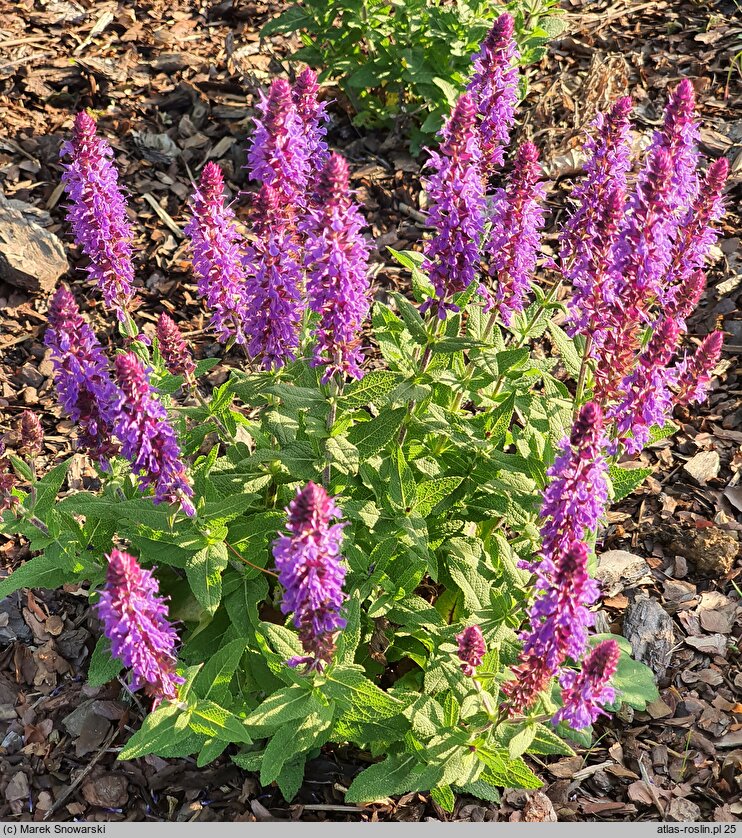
[260,703,334,786]
[192,638,246,702]
[118,703,193,760]
[185,542,228,614]
[414,477,463,517]
[189,699,252,744]
[196,737,228,767]
[87,636,123,687]
[475,745,542,789]
[390,291,428,345]
[547,321,582,379]
[341,371,404,408]
[346,754,444,802]
[608,464,653,502]
[430,784,455,812]
[244,685,315,732]
[347,407,407,459]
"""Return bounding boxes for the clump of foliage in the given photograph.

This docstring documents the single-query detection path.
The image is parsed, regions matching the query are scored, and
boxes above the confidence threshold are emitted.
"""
[0,17,728,808]
[261,0,566,151]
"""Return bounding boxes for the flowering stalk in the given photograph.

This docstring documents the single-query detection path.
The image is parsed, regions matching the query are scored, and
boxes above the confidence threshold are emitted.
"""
[0,443,18,514]
[303,153,371,382]
[247,78,309,210]
[592,147,676,403]
[553,639,620,729]
[293,68,330,186]
[456,625,487,677]
[663,158,728,308]
[609,318,681,454]
[651,79,700,215]
[420,93,486,320]
[18,411,44,461]
[486,142,546,326]
[60,112,135,319]
[272,482,348,670]
[562,98,632,337]
[466,12,519,174]
[243,185,305,369]
[113,352,195,517]
[504,403,608,714]
[45,286,120,466]
[674,330,724,407]
[156,313,196,381]
[185,163,250,347]
[97,549,184,706]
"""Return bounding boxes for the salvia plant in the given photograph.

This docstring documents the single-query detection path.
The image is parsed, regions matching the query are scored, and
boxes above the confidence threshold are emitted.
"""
[0,17,728,808]
[261,0,566,151]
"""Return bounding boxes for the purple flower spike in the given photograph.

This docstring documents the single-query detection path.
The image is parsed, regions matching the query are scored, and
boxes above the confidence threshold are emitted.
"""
[610,318,681,454]
[504,403,608,714]
[293,68,330,184]
[113,352,195,517]
[45,286,120,466]
[247,78,309,208]
[665,269,706,332]
[504,541,600,714]
[487,141,546,326]
[653,79,700,213]
[674,330,724,407]
[664,157,728,307]
[156,313,196,380]
[273,482,348,671]
[60,112,135,317]
[593,147,676,403]
[303,153,371,382]
[553,639,620,730]
[456,625,487,677]
[563,97,633,336]
[466,13,519,174]
[185,162,249,346]
[420,93,487,319]
[97,549,184,707]
[243,186,305,369]
[538,402,608,570]
[18,411,44,460]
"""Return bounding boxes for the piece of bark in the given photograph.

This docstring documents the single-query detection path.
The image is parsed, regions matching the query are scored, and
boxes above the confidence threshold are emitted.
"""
[595,550,652,597]
[0,193,68,292]
[623,598,674,678]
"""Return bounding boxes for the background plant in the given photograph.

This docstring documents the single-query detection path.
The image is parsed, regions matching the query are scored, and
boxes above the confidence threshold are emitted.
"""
[261,0,566,151]
[0,14,727,810]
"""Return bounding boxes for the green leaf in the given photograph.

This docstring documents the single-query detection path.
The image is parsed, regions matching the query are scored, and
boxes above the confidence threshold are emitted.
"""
[188,699,253,744]
[32,460,70,519]
[0,548,77,599]
[547,321,582,379]
[475,745,542,789]
[260,703,334,786]
[347,407,407,459]
[261,5,313,37]
[430,784,455,812]
[326,436,360,475]
[87,636,123,687]
[608,464,653,502]
[346,754,443,802]
[391,291,428,345]
[528,724,575,757]
[118,703,194,760]
[341,371,404,408]
[192,638,247,702]
[276,754,307,802]
[196,738,228,768]
[413,477,463,517]
[507,725,537,759]
[244,685,316,733]
[185,542,229,615]
[589,634,659,710]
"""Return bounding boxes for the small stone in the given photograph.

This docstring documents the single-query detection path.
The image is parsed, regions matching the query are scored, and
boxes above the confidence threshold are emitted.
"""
[595,550,651,597]
[683,451,720,484]
[0,194,68,292]
[623,598,674,678]
[522,791,557,822]
[17,362,45,388]
[82,773,129,809]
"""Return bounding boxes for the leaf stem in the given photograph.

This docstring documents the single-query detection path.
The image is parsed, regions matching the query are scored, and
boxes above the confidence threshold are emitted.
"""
[225,539,279,578]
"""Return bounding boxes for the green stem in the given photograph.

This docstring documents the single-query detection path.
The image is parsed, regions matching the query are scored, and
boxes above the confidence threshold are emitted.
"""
[573,333,594,419]
[225,539,279,578]
[323,377,341,488]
